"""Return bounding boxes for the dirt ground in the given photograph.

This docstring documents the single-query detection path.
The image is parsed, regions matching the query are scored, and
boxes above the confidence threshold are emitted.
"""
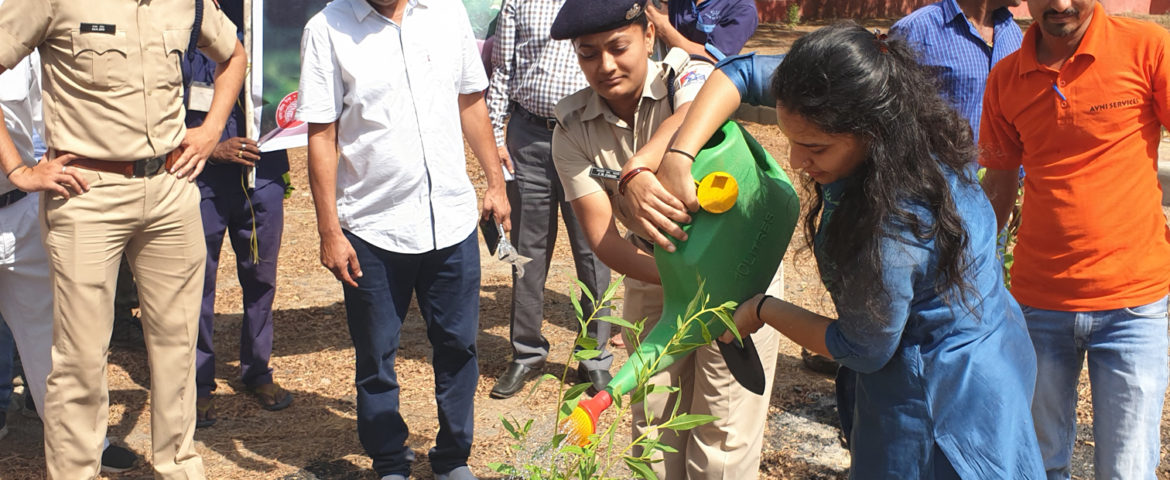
[4,19,1170,480]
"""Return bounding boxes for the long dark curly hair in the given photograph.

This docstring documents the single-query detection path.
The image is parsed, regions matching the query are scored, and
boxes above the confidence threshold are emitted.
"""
[770,22,978,321]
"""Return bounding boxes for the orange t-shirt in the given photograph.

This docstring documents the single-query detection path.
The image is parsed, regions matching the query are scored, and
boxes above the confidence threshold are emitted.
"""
[980,3,1170,311]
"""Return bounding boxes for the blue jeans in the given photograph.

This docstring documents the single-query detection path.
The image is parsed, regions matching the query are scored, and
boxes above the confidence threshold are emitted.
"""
[342,230,480,477]
[0,315,13,410]
[1021,297,1169,480]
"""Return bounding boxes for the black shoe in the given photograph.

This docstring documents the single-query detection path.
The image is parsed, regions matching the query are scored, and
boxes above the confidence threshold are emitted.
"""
[0,411,8,441]
[22,392,39,420]
[490,363,536,399]
[577,366,612,397]
[801,348,839,376]
[101,444,139,473]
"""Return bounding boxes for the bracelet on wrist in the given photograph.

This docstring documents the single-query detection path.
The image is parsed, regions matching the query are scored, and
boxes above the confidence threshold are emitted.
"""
[755,295,772,323]
[4,164,25,178]
[618,166,653,195]
[667,148,697,162]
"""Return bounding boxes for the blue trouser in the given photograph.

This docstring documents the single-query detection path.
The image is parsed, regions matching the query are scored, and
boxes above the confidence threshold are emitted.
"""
[196,180,285,397]
[343,230,480,477]
[0,316,13,410]
[1021,296,1169,480]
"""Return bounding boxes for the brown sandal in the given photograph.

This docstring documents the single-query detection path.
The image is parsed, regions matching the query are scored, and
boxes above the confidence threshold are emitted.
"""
[248,382,293,411]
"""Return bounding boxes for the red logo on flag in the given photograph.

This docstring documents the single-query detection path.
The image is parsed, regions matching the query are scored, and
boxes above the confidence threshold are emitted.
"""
[275,91,303,129]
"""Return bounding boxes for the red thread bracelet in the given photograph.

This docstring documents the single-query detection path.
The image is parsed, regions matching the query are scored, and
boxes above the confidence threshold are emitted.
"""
[618,166,653,195]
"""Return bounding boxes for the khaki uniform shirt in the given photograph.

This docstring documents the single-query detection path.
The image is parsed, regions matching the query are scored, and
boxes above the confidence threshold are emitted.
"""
[0,0,237,161]
[552,48,712,236]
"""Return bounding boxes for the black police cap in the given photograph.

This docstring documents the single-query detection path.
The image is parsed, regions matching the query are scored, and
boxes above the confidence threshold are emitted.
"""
[550,0,648,40]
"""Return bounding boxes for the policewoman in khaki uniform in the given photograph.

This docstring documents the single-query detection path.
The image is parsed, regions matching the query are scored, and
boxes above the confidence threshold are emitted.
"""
[550,1,782,478]
[0,0,246,477]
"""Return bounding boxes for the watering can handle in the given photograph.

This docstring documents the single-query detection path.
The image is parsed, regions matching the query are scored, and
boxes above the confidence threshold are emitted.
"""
[716,336,766,395]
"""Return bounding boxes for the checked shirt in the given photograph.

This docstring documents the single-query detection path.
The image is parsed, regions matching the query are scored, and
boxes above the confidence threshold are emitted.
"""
[487,0,587,145]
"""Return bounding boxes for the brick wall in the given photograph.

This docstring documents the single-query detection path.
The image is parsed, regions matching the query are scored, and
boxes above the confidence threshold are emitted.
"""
[754,0,1167,23]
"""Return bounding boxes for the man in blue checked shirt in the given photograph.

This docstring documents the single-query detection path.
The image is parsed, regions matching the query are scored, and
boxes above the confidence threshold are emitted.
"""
[891,0,1024,142]
[485,0,614,400]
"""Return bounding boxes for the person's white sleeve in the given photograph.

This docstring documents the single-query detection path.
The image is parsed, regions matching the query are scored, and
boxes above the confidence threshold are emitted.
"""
[296,20,343,124]
[456,2,489,94]
[28,50,41,140]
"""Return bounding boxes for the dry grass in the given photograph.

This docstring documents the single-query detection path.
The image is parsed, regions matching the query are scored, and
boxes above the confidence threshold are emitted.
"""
[4,19,1170,480]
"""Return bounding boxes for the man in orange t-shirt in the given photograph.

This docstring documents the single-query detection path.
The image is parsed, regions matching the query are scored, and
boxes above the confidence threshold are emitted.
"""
[980,0,1170,477]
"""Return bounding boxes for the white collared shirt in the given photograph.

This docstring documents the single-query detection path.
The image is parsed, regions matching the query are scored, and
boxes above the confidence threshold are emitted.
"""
[298,0,488,253]
[0,50,40,194]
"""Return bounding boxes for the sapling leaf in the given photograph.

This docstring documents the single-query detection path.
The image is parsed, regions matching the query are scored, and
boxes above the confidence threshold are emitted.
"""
[572,349,601,361]
[573,277,597,305]
[685,278,705,319]
[597,315,636,330]
[714,308,737,336]
[659,414,719,431]
[561,382,591,402]
[625,456,659,480]
[524,373,556,400]
[577,336,599,350]
[698,318,712,344]
[570,292,583,321]
[631,385,648,405]
[654,442,679,454]
[488,462,517,475]
[602,275,623,303]
[633,383,677,405]
[501,416,520,440]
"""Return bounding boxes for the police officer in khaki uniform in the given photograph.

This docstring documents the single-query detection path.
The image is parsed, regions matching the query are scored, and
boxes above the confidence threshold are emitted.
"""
[0,0,245,477]
[549,1,783,478]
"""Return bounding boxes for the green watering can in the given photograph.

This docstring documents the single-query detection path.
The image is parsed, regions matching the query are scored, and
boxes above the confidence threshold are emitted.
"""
[561,120,800,445]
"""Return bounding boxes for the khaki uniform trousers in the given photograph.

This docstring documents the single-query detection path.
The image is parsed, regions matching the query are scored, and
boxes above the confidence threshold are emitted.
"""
[41,169,206,479]
[623,267,783,480]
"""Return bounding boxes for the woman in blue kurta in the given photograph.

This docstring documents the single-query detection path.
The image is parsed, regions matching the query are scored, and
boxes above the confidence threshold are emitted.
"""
[638,23,1045,478]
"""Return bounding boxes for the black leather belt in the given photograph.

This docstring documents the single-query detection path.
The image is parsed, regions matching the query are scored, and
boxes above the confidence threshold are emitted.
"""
[514,104,557,131]
[0,188,28,208]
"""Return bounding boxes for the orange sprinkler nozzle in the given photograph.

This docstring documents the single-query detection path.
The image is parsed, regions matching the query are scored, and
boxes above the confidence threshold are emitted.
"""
[558,390,613,447]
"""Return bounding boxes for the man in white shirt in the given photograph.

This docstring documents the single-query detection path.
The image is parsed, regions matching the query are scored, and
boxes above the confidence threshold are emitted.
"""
[298,1,510,479]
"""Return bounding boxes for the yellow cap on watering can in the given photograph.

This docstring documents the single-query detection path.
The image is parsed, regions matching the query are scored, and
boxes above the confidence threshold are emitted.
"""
[696,171,738,214]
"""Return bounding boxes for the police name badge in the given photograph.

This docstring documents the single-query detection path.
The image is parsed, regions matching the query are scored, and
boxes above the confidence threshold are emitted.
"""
[80,23,116,34]
[588,166,621,180]
[187,81,215,112]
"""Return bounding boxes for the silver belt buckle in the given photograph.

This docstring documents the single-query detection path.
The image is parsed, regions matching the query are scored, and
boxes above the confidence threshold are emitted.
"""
[134,155,166,177]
